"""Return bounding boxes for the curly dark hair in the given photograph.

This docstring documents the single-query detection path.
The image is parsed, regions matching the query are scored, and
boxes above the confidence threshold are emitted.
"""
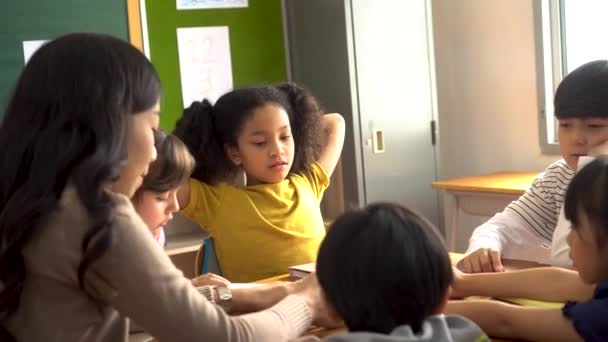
[0,33,160,339]
[174,82,322,184]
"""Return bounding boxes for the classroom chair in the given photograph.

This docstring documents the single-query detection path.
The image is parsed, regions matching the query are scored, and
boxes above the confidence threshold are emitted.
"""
[194,238,223,277]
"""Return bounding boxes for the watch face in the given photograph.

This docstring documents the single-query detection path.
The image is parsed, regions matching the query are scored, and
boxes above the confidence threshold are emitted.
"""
[216,286,232,301]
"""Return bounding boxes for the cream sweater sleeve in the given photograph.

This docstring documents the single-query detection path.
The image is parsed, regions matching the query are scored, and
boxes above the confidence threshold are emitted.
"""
[85,193,312,342]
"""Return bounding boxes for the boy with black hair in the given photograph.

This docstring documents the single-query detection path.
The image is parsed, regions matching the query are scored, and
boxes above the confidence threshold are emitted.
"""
[463,60,608,272]
[295,203,489,342]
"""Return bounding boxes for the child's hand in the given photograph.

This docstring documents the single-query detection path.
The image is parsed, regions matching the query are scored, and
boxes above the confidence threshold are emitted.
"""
[291,274,344,329]
[191,273,231,287]
[461,248,504,273]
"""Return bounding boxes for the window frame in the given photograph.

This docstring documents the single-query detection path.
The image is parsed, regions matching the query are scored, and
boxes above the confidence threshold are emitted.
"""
[536,0,563,155]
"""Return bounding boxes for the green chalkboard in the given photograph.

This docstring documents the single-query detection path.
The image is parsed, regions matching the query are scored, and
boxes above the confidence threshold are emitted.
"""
[145,0,288,130]
[0,1,129,118]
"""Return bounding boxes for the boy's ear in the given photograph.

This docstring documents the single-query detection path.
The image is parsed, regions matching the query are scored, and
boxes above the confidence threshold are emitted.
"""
[224,144,242,166]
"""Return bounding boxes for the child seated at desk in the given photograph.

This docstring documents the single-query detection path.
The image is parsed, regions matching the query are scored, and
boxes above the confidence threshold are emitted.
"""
[448,156,608,341]
[297,203,489,342]
[132,129,229,287]
[462,60,608,273]
[174,83,345,282]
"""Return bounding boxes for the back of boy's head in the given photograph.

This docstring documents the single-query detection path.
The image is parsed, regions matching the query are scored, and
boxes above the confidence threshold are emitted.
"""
[134,130,194,198]
[173,83,322,184]
[554,60,608,119]
[565,156,608,249]
[317,203,453,334]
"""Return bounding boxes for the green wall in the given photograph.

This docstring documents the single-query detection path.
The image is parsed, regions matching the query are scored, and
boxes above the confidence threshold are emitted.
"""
[145,0,288,130]
[0,1,129,117]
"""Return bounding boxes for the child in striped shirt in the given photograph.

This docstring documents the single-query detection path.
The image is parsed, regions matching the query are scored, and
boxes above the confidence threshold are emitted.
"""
[449,156,608,341]
[463,60,608,272]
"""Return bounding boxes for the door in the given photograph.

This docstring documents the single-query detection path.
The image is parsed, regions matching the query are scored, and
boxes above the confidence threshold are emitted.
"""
[350,0,439,225]
[283,0,439,226]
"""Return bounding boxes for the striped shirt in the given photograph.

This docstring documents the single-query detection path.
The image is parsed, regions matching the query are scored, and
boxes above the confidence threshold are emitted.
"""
[467,159,575,263]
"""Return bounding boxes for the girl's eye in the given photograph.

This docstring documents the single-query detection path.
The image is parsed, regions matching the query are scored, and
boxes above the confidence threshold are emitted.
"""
[156,193,170,201]
[559,123,572,128]
[588,124,605,129]
[253,141,266,147]
[280,135,291,141]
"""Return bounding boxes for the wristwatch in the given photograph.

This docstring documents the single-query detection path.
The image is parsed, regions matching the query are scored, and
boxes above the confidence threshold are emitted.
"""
[214,285,233,310]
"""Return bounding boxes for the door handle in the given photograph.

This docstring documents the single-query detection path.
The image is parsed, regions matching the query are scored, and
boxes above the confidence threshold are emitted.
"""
[372,129,385,154]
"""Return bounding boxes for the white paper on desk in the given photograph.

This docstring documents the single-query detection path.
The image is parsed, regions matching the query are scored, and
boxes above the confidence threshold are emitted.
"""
[22,40,48,64]
[177,0,248,10]
[177,26,233,108]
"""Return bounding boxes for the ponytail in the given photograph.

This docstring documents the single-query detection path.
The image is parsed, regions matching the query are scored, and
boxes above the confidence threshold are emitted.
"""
[174,100,235,184]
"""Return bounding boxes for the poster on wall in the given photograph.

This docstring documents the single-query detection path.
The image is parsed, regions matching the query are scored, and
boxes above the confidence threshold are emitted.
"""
[22,40,48,64]
[177,0,248,10]
[176,26,233,108]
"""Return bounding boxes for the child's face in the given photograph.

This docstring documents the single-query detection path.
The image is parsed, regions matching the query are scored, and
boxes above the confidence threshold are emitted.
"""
[558,117,608,170]
[133,189,180,239]
[227,104,295,185]
[567,208,604,284]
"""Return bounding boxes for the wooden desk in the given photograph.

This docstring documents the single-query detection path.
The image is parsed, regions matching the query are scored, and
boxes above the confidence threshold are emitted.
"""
[432,172,538,252]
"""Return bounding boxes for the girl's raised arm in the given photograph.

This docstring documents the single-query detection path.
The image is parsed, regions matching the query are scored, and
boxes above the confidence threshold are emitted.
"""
[317,113,345,177]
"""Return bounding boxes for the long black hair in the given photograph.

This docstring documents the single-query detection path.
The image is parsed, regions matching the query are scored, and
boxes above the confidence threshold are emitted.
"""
[316,203,453,334]
[0,33,160,330]
[174,82,322,184]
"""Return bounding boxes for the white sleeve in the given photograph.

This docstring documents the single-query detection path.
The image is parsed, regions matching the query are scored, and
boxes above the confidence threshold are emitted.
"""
[467,209,551,263]
[550,207,573,267]
[467,162,572,263]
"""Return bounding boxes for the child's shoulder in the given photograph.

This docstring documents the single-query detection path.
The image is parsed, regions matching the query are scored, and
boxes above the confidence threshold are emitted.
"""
[562,282,608,341]
[287,162,329,195]
[288,162,327,181]
[544,159,574,174]
[318,315,488,342]
[536,159,575,184]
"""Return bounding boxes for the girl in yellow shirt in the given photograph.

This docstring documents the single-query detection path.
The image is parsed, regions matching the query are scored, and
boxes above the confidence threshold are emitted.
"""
[174,83,345,282]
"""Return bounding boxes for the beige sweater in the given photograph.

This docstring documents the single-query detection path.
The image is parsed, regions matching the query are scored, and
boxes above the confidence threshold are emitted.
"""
[4,186,311,341]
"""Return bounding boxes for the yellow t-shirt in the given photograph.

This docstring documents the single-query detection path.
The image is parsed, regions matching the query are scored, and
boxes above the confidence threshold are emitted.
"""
[181,162,329,282]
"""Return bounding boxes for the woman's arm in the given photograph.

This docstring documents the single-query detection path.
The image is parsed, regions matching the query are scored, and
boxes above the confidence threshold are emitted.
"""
[88,197,327,342]
[316,113,345,177]
[227,275,333,321]
[447,300,582,341]
[452,266,594,302]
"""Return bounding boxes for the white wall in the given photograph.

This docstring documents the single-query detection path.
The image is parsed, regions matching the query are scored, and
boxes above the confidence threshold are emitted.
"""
[432,0,559,180]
